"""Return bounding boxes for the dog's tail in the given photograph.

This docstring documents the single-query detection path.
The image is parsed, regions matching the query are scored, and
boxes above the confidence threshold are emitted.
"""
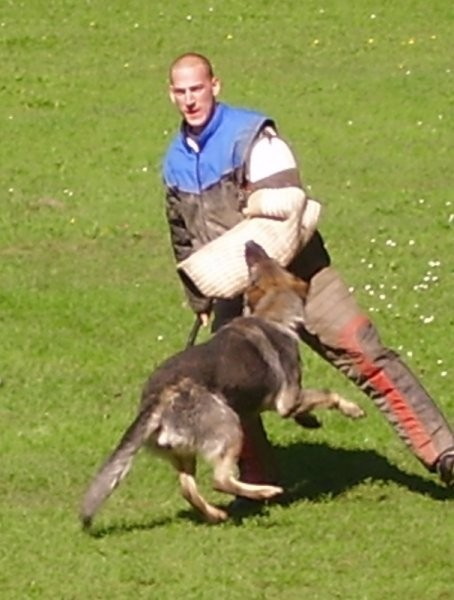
[80,406,158,530]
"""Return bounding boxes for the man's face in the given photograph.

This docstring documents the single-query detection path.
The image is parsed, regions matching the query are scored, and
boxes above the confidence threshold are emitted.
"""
[169,62,220,131]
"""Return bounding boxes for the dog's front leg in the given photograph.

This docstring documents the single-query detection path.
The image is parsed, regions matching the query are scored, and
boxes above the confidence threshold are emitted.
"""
[292,389,365,423]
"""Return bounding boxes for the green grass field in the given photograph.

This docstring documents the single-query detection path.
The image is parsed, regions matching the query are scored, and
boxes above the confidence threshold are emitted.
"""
[1,1,453,598]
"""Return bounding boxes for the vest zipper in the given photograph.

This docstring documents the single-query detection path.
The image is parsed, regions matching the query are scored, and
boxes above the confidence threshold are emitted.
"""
[192,142,210,242]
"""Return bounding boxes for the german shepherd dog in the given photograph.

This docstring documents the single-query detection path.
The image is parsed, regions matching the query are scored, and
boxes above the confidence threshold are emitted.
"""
[80,241,364,527]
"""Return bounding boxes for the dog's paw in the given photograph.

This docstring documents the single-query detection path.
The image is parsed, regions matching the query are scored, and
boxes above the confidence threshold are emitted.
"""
[204,506,229,524]
[338,398,366,419]
[256,485,284,500]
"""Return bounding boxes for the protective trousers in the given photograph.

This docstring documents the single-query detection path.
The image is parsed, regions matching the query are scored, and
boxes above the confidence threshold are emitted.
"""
[298,265,454,469]
[213,233,454,482]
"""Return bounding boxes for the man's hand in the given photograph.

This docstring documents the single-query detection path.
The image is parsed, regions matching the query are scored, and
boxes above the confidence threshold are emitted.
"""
[186,311,211,348]
[241,193,262,218]
[198,312,211,327]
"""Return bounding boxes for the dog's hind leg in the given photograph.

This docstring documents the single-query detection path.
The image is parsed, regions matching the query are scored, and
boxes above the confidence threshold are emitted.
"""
[293,389,365,424]
[175,456,229,524]
[211,443,283,501]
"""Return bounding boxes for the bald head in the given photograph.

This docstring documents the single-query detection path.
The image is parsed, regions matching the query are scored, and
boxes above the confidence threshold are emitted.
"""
[169,52,214,84]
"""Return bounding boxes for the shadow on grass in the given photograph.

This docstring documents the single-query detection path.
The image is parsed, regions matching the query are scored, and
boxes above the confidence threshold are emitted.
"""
[85,515,175,539]
[224,441,452,524]
[86,441,451,536]
[275,440,450,503]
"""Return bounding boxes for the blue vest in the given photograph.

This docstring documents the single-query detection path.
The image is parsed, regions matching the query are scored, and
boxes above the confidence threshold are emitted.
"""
[163,102,272,194]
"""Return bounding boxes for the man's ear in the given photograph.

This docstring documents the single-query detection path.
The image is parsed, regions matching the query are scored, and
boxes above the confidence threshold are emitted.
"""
[169,85,176,105]
[212,77,221,97]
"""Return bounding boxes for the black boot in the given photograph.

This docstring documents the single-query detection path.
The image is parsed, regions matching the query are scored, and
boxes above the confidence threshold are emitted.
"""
[437,448,454,487]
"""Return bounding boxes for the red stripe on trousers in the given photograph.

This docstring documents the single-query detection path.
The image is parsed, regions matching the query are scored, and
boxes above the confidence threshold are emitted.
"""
[339,314,437,464]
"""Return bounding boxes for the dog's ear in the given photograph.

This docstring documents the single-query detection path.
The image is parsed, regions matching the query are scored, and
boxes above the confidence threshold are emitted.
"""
[291,279,309,301]
[245,276,308,312]
[245,283,266,311]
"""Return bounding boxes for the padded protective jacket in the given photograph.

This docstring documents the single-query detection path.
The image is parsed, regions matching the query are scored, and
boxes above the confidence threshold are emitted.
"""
[163,102,274,310]
[163,102,330,311]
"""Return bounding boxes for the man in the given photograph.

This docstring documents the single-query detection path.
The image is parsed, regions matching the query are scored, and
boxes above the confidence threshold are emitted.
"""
[162,52,454,488]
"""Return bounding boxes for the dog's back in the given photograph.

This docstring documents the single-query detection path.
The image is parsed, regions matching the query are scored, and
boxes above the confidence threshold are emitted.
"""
[140,314,301,416]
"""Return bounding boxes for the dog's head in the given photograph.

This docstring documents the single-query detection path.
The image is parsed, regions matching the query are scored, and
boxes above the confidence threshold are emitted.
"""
[244,241,309,331]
